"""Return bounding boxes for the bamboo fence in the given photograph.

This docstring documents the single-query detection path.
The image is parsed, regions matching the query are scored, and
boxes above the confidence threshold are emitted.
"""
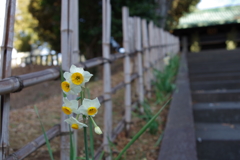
[0,0,180,159]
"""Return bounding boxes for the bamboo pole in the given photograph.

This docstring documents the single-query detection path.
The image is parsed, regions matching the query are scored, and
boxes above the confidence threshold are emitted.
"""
[159,28,164,70]
[141,19,151,98]
[154,26,160,70]
[102,0,113,157]
[60,0,79,159]
[70,0,79,157]
[60,1,70,159]
[0,0,16,158]
[122,7,132,133]
[158,28,163,71]
[71,0,79,65]
[148,21,154,80]
[134,17,144,112]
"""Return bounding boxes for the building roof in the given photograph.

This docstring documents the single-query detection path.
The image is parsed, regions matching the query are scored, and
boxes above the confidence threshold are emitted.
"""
[177,5,240,29]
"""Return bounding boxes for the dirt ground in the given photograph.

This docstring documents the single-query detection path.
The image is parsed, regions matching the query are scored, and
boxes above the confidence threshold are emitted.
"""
[8,64,170,160]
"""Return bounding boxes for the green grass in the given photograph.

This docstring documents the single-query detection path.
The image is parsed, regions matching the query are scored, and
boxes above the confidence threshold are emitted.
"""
[34,105,54,160]
[115,99,171,160]
[152,55,179,104]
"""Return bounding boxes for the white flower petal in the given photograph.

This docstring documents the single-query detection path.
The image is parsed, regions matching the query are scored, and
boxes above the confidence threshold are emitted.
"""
[69,90,78,95]
[63,97,71,106]
[75,67,84,74]
[70,65,78,73]
[83,71,93,82]
[92,98,101,109]
[65,117,75,124]
[82,98,93,107]
[70,100,78,110]
[94,126,102,134]
[78,105,88,115]
[71,84,82,93]
[77,121,88,128]
[63,72,71,80]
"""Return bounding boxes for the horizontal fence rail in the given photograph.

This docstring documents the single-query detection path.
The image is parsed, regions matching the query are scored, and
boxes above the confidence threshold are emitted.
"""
[5,125,61,160]
[0,44,178,95]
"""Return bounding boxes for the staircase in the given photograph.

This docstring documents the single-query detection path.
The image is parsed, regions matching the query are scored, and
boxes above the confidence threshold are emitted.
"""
[187,49,240,160]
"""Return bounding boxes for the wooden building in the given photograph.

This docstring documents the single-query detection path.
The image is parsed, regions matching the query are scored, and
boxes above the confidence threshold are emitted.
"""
[173,5,240,52]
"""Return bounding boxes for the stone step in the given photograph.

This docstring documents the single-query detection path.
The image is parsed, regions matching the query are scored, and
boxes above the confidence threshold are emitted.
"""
[195,123,240,160]
[191,80,240,91]
[187,48,240,60]
[189,67,240,75]
[193,102,240,123]
[189,72,240,82]
[192,89,240,103]
[187,56,240,64]
[188,63,240,70]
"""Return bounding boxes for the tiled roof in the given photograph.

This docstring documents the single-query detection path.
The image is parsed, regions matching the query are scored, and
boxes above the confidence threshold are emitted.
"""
[177,5,240,29]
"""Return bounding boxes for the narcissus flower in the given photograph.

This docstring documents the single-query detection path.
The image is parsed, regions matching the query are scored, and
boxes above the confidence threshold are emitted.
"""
[61,80,81,95]
[63,65,93,87]
[79,98,101,117]
[65,117,87,129]
[62,98,80,115]
[94,126,102,134]
[163,56,170,66]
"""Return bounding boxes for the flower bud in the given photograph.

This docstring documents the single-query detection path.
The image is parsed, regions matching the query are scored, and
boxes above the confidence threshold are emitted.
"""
[94,126,102,134]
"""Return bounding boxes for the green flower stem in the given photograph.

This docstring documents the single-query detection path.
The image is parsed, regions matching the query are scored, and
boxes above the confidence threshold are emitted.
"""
[88,118,94,159]
[76,114,80,120]
[83,116,89,160]
[89,116,97,127]
[76,96,82,101]
[83,127,89,160]
[115,99,171,160]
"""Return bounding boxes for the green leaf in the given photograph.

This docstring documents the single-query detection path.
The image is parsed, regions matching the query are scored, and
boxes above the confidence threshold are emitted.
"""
[34,105,54,160]
[114,99,171,160]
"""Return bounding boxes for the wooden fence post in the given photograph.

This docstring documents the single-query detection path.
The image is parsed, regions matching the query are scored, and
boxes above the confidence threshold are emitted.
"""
[141,19,151,98]
[60,1,71,159]
[102,0,112,157]
[159,28,164,70]
[122,7,132,132]
[60,0,79,159]
[154,26,159,70]
[134,17,144,112]
[0,0,16,159]
[157,28,161,70]
[148,21,154,80]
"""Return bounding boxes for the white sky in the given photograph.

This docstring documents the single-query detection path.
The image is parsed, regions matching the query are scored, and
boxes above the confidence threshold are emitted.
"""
[0,0,6,46]
[197,0,240,9]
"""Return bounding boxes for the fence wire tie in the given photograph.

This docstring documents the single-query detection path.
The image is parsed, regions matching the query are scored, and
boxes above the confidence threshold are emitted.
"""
[78,62,87,69]
[102,57,112,64]
[103,94,111,102]
[7,152,18,160]
[11,76,24,93]
[124,120,133,125]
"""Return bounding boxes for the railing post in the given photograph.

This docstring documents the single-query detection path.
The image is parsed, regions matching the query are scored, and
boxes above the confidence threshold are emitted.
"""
[134,17,144,112]
[0,0,16,159]
[141,19,151,98]
[122,7,132,133]
[158,28,164,71]
[60,0,79,159]
[102,0,112,159]
[148,21,154,80]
